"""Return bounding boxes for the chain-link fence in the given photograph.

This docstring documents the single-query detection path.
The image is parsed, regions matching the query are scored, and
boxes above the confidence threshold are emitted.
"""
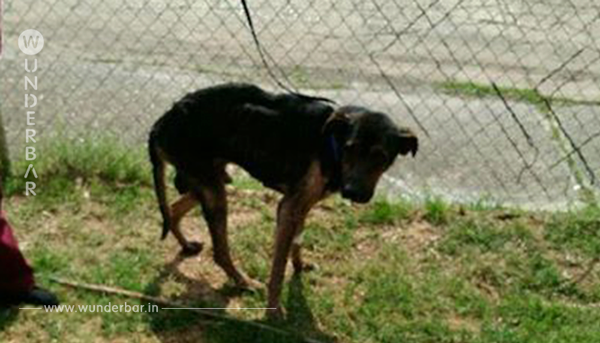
[1,0,599,209]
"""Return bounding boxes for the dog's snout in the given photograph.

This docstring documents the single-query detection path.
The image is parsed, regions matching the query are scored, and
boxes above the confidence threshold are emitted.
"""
[341,185,372,203]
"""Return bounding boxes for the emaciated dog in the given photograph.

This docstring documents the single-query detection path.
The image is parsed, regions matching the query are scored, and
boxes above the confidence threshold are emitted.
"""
[149,83,418,319]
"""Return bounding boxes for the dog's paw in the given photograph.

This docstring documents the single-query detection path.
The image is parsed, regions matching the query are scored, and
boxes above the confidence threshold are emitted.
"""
[236,277,265,293]
[179,241,203,257]
[222,277,264,296]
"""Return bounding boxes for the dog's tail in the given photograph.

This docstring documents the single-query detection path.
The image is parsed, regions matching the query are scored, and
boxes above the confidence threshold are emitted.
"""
[148,131,171,240]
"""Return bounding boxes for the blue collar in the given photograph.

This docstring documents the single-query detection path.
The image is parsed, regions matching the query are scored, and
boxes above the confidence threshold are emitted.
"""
[328,135,341,164]
[327,135,343,190]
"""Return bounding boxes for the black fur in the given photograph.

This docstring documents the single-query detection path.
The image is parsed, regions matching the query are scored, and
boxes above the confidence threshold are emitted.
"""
[150,83,337,192]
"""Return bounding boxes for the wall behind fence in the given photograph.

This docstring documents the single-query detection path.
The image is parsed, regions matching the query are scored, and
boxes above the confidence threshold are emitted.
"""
[1,0,599,209]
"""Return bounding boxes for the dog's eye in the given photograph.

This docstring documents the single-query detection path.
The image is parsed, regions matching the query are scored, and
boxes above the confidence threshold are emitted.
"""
[370,148,388,164]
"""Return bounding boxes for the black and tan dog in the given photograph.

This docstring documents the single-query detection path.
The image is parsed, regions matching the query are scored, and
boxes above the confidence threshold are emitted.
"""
[149,83,418,318]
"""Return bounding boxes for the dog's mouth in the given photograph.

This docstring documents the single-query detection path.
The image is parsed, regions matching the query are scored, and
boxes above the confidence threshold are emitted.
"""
[341,189,372,204]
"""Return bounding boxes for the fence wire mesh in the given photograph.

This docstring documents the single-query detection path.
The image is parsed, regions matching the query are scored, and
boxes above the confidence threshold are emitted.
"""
[1,0,599,209]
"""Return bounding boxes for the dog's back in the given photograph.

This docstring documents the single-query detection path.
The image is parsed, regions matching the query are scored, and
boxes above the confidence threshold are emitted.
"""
[150,83,335,187]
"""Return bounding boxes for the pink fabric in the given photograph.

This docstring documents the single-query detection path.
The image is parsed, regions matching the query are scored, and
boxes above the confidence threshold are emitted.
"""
[0,212,35,294]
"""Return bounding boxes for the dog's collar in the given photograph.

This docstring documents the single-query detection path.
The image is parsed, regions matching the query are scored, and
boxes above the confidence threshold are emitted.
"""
[328,135,341,164]
[326,135,343,190]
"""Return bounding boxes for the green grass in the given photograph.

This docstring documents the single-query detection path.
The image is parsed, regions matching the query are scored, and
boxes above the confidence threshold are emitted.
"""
[440,81,546,107]
[1,140,600,342]
[424,196,451,225]
[5,136,150,196]
[439,218,529,255]
[359,198,414,225]
[545,205,600,258]
[438,81,600,108]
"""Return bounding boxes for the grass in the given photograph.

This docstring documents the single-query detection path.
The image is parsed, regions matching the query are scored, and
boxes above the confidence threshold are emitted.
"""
[438,80,600,108]
[424,196,451,225]
[1,139,600,342]
[286,65,346,90]
[358,198,414,225]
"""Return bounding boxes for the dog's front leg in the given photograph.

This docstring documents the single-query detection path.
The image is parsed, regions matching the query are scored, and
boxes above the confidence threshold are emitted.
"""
[266,195,311,320]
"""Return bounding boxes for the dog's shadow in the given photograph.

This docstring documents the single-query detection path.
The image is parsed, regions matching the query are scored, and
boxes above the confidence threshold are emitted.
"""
[0,307,19,332]
[200,273,337,343]
[145,255,336,343]
[144,254,233,342]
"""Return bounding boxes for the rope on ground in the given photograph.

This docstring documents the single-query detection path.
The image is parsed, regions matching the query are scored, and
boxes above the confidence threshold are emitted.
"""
[49,276,325,343]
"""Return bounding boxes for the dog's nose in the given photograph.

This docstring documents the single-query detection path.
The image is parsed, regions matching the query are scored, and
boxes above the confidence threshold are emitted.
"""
[341,185,358,199]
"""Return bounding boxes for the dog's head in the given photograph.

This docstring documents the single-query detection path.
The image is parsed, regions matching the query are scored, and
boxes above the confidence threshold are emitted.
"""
[323,106,418,203]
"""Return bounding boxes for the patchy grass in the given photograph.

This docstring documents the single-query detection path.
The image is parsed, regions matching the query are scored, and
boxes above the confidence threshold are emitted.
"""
[358,198,414,225]
[424,196,451,225]
[438,80,600,108]
[545,205,600,258]
[1,142,600,342]
[6,136,150,196]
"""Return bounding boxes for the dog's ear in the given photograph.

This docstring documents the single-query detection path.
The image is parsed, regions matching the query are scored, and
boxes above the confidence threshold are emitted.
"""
[393,128,418,157]
[323,111,352,140]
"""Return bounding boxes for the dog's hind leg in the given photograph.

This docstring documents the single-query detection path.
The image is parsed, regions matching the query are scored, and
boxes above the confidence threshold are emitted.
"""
[194,175,261,290]
[169,193,203,256]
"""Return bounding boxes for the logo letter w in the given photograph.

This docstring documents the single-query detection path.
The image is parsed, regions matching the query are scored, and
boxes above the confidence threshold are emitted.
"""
[23,36,40,49]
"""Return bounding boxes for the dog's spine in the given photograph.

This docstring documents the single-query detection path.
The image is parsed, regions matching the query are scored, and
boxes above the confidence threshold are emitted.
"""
[148,131,171,240]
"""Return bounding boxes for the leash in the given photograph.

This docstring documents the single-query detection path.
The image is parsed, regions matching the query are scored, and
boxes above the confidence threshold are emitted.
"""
[239,0,335,104]
[240,0,294,94]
